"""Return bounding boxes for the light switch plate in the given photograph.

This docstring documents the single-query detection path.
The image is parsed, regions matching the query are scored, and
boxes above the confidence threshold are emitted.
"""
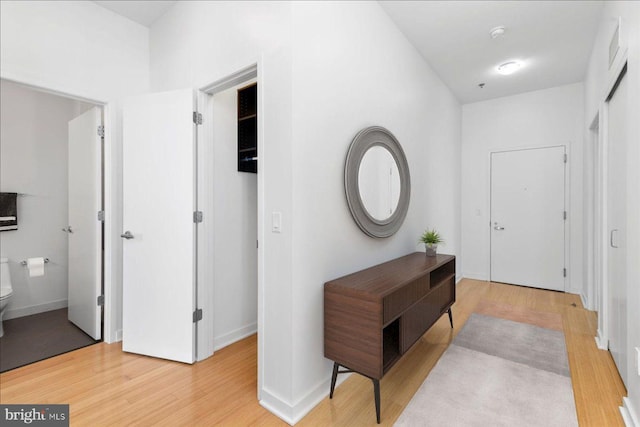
[272,212,282,233]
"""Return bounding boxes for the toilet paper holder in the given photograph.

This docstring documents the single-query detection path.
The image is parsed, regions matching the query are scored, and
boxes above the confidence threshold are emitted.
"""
[20,258,50,266]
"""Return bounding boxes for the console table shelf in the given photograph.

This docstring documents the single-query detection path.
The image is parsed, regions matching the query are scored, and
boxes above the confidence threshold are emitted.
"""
[324,252,456,423]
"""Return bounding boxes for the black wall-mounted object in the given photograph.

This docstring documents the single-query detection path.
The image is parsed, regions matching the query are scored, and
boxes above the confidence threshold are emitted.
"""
[0,192,18,231]
[238,83,257,173]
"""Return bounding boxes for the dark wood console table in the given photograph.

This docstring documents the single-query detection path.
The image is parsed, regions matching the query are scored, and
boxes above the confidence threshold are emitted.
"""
[324,252,456,423]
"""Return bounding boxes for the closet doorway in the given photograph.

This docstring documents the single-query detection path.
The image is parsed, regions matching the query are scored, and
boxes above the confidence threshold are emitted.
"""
[197,65,261,362]
[211,81,258,351]
[0,79,104,372]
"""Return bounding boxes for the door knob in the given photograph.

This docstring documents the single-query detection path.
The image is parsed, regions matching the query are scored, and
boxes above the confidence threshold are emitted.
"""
[62,226,73,233]
[120,231,134,240]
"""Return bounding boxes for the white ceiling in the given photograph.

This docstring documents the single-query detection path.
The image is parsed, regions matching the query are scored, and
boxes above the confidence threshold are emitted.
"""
[93,1,604,104]
[380,1,604,103]
[93,1,176,27]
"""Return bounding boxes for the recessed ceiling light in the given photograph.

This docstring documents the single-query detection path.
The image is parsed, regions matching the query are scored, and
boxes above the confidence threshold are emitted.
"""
[490,26,505,39]
[497,61,523,75]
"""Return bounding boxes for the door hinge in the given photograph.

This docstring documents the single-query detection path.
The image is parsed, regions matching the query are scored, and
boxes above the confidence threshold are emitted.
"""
[193,308,203,323]
[563,153,567,163]
[193,211,203,223]
[563,211,567,220]
[193,112,203,125]
[97,295,104,306]
[563,268,567,278]
[98,210,105,222]
[97,125,105,138]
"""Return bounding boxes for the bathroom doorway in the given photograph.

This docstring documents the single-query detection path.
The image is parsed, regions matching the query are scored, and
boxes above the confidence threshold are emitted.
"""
[0,79,104,372]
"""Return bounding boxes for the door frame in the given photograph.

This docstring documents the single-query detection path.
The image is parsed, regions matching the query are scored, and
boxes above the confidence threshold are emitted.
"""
[196,62,265,396]
[487,144,569,290]
[0,77,112,340]
[594,49,628,351]
[582,114,597,311]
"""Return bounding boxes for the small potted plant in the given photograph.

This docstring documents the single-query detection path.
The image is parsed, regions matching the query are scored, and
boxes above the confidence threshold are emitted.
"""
[420,229,444,257]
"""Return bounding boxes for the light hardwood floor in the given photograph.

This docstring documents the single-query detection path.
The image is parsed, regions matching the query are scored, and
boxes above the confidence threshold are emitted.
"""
[0,279,626,426]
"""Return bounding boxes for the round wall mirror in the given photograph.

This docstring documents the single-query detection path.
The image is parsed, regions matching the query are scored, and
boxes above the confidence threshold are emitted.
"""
[344,126,410,238]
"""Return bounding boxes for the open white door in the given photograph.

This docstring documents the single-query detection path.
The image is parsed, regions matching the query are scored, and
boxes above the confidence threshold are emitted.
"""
[122,89,196,364]
[68,106,102,340]
[490,146,565,291]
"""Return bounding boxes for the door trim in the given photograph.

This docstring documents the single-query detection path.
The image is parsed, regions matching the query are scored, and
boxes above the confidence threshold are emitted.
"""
[197,62,264,399]
[488,144,568,290]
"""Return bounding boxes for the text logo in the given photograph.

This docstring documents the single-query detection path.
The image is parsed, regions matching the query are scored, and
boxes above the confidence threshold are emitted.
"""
[1,405,69,426]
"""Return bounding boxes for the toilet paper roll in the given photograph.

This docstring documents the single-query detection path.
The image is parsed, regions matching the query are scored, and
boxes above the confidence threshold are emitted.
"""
[27,257,45,278]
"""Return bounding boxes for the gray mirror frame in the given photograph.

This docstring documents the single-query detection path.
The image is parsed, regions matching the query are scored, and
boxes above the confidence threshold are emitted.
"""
[344,126,411,238]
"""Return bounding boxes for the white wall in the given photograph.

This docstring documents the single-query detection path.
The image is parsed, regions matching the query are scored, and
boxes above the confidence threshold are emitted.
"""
[461,83,584,294]
[0,0,150,342]
[150,1,461,423]
[584,1,640,421]
[289,1,461,418]
[212,83,258,350]
[149,0,296,417]
[0,1,148,103]
[0,80,93,319]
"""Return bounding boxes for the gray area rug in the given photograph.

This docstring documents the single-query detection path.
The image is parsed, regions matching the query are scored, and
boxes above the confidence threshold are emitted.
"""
[395,313,578,427]
[0,308,98,372]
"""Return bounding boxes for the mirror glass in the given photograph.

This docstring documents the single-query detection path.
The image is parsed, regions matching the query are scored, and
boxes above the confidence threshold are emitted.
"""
[358,146,400,221]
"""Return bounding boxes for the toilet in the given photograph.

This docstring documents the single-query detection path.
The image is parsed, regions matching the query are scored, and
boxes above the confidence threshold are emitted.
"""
[0,257,13,338]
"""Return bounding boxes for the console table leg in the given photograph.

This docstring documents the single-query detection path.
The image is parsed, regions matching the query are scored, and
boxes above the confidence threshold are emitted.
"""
[329,362,339,398]
[448,307,453,328]
[372,378,381,424]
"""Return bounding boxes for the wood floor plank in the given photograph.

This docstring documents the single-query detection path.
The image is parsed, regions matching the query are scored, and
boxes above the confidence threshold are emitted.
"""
[0,279,626,426]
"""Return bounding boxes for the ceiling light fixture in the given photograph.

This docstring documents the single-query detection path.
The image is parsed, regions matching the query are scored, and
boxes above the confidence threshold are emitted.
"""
[490,26,505,39]
[497,61,523,75]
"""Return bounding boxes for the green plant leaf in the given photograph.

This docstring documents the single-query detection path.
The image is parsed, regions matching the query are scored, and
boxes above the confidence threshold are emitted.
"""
[419,228,444,245]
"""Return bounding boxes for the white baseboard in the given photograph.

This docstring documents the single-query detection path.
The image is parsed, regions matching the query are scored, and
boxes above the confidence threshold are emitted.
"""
[595,329,608,350]
[580,293,589,309]
[214,322,257,351]
[114,329,123,342]
[4,299,68,320]
[621,397,639,427]
[260,370,350,425]
[260,388,296,425]
[462,272,488,281]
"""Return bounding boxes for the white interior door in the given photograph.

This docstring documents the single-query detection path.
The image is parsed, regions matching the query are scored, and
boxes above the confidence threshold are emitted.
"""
[490,146,565,291]
[68,106,102,340]
[607,71,627,385]
[122,89,196,364]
